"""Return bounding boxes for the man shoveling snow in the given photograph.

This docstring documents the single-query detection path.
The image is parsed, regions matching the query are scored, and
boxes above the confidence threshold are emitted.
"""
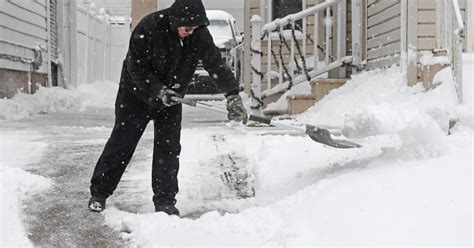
[88,0,247,216]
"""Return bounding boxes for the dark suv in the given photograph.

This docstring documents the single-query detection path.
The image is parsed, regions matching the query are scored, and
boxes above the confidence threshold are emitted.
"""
[186,10,243,94]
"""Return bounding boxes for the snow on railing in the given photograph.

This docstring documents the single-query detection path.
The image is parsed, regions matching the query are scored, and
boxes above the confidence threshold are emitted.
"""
[437,0,465,103]
[250,0,348,113]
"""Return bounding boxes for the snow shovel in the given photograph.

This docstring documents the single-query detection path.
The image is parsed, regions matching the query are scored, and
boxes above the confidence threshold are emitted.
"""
[172,97,362,149]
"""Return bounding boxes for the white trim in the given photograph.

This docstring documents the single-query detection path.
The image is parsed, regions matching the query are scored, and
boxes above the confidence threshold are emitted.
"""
[406,0,418,84]
[46,0,52,88]
[351,0,363,66]
[400,0,408,74]
[467,0,473,52]
[69,0,78,88]
[260,0,267,23]
[267,0,272,23]
[336,0,347,78]
[302,0,307,55]
[436,0,442,48]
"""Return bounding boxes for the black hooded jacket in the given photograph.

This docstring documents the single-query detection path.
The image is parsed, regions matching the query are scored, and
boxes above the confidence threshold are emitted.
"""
[120,0,240,108]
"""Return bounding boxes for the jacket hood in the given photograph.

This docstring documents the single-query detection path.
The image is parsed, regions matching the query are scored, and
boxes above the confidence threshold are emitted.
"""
[169,0,209,30]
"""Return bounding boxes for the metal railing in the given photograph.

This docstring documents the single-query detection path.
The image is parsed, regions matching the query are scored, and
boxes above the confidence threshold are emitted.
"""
[250,0,350,113]
[437,0,465,103]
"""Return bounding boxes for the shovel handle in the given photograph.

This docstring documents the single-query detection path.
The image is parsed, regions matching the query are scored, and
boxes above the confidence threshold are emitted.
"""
[248,114,272,125]
[171,96,196,106]
[173,96,272,125]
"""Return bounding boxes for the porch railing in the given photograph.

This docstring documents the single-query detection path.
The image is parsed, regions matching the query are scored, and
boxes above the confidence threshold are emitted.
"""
[437,0,465,103]
[249,0,351,113]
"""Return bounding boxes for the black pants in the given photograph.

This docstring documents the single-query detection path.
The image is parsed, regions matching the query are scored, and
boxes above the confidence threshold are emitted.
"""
[90,87,182,206]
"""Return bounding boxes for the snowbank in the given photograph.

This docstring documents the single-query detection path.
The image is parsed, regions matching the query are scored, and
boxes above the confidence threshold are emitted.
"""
[0,132,52,247]
[101,64,471,246]
[0,81,118,120]
[0,56,471,246]
[296,66,472,158]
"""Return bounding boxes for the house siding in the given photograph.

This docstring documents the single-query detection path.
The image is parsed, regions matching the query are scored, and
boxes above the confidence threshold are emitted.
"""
[366,0,467,70]
[366,0,402,70]
[417,0,436,51]
[0,0,49,97]
[0,0,49,73]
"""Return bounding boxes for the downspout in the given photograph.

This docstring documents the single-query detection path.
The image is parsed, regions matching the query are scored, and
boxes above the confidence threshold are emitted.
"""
[46,0,52,88]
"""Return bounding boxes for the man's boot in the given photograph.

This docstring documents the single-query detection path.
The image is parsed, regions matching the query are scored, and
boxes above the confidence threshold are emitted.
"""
[88,196,106,212]
[155,205,180,216]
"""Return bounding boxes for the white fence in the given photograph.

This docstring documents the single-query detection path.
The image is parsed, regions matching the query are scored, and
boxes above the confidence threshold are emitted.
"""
[73,3,130,87]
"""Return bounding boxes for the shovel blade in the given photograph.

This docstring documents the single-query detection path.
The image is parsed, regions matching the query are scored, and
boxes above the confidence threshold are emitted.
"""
[305,125,362,149]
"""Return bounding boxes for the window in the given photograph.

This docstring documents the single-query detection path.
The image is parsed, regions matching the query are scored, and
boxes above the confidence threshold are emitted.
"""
[272,0,302,29]
[273,0,302,20]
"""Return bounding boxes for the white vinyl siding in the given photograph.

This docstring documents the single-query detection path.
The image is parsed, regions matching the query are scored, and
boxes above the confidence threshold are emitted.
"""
[0,0,48,73]
[366,0,402,70]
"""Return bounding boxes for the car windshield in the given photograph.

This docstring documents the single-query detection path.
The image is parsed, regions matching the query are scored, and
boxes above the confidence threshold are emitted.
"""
[208,19,233,39]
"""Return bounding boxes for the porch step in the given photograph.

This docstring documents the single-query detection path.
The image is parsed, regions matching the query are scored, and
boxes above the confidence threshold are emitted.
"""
[261,78,347,118]
[310,78,347,100]
[262,91,285,108]
[287,94,317,115]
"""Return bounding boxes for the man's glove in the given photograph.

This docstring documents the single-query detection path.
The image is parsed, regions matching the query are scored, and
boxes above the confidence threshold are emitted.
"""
[226,94,247,124]
[157,87,181,107]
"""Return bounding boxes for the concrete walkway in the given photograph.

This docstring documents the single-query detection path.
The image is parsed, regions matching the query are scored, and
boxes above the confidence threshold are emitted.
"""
[3,104,229,247]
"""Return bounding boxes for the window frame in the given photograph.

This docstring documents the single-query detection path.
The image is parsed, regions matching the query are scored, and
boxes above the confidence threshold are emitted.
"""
[261,0,305,27]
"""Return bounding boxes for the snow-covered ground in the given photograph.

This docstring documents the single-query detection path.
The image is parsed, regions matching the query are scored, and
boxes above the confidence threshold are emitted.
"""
[0,55,472,246]
[0,132,51,247]
[0,81,117,247]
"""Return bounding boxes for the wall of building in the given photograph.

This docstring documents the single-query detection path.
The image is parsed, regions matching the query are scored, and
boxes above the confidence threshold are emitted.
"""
[0,0,50,97]
[0,0,131,98]
[0,69,47,97]
[365,0,468,71]
[365,0,402,70]
[131,0,156,29]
